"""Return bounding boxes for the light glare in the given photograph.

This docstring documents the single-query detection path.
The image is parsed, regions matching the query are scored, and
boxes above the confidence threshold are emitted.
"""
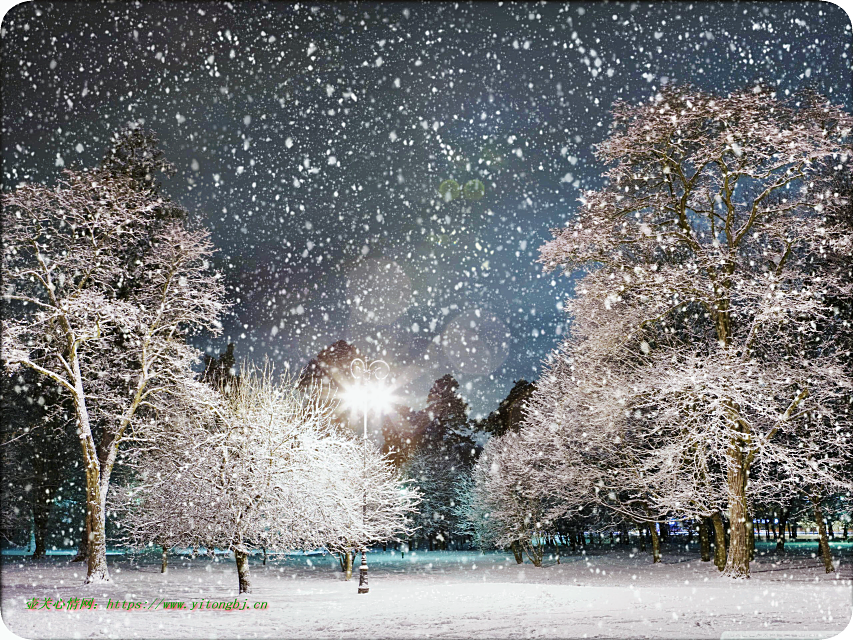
[341,381,395,415]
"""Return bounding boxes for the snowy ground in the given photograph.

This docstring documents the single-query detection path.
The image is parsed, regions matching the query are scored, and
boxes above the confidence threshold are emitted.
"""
[1,542,851,639]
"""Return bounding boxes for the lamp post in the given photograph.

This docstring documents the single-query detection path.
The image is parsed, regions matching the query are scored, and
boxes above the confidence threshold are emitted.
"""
[349,357,390,595]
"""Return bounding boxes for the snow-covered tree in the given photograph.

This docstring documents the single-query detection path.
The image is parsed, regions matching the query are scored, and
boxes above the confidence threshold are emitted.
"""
[114,364,418,593]
[324,433,422,577]
[404,448,466,550]
[465,434,551,566]
[2,158,225,583]
[536,85,853,577]
[452,473,501,553]
[108,380,222,572]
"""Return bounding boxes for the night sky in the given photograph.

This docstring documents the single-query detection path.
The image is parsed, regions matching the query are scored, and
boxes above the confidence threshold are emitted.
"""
[3,1,851,416]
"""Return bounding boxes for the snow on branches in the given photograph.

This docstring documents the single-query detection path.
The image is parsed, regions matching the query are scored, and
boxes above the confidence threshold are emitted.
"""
[112,364,419,593]
[2,166,226,584]
[530,86,853,578]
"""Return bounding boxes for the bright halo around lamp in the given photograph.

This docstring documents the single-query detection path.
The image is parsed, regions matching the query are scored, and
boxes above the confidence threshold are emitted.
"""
[343,358,396,415]
[340,383,365,412]
[341,379,396,415]
[365,380,395,414]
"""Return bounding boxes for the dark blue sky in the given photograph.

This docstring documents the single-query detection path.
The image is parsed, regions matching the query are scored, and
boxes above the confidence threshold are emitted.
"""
[3,1,851,416]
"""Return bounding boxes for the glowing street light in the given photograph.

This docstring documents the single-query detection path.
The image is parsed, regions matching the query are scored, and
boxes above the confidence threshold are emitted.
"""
[343,357,391,595]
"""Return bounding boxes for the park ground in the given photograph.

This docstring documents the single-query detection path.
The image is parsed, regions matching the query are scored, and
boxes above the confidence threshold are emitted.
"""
[1,541,851,639]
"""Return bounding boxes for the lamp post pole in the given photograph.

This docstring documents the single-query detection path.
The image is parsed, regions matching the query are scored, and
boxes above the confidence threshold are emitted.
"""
[358,405,369,594]
[350,358,389,595]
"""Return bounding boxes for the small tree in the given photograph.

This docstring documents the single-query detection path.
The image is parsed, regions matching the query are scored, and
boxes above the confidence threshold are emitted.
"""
[114,365,418,594]
[467,435,550,566]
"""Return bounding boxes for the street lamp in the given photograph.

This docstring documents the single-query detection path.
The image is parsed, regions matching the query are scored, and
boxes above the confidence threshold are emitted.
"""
[343,357,392,595]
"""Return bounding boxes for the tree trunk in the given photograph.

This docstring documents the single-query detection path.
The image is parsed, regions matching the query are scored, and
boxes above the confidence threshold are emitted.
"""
[699,518,711,562]
[83,466,110,584]
[345,549,353,580]
[723,449,750,578]
[649,524,661,563]
[523,539,543,567]
[262,546,267,565]
[510,540,524,564]
[711,511,726,571]
[812,497,834,574]
[620,521,630,545]
[235,549,251,593]
[776,510,788,552]
[71,377,110,585]
[32,511,48,560]
[161,546,168,574]
[659,521,670,543]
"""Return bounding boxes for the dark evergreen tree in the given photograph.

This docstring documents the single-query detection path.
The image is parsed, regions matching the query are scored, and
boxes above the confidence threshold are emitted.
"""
[403,374,479,550]
[477,379,535,438]
[412,374,477,463]
[299,340,361,392]
[100,126,175,195]
[201,343,237,389]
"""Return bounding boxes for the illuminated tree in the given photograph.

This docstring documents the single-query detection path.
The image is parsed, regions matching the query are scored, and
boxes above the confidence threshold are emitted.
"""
[2,165,225,583]
[538,85,853,578]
